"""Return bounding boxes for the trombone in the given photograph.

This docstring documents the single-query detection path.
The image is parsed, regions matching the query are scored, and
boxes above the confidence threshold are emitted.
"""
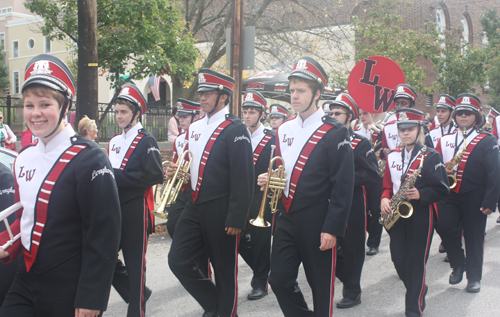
[152,150,192,219]
[250,145,286,228]
[1,202,23,250]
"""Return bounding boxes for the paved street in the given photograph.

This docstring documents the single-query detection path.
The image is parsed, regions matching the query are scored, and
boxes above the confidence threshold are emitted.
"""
[103,213,500,317]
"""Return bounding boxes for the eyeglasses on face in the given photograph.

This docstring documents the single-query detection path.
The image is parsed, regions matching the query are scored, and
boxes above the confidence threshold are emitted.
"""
[196,91,217,98]
[329,111,347,117]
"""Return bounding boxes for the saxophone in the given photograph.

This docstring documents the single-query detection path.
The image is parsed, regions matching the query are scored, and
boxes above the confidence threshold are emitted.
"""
[373,140,386,177]
[379,146,426,230]
[446,128,467,189]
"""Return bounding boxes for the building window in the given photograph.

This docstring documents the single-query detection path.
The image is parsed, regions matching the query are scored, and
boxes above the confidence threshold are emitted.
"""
[0,33,4,49]
[461,18,469,44]
[426,95,433,107]
[44,36,51,53]
[13,71,20,94]
[12,40,18,58]
[27,38,35,50]
[436,9,446,35]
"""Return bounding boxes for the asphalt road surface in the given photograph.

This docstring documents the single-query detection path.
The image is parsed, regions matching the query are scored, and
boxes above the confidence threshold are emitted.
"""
[103,213,500,317]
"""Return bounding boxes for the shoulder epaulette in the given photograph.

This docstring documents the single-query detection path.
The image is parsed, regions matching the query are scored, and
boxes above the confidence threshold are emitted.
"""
[263,129,276,137]
[225,113,241,123]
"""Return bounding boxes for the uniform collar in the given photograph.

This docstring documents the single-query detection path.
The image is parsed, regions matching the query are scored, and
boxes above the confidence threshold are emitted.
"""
[205,107,229,125]
[295,107,324,128]
[250,124,264,139]
[37,124,75,154]
[122,122,143,139]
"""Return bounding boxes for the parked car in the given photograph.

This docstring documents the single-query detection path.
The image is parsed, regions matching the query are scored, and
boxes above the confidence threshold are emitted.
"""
[0,147,17,171]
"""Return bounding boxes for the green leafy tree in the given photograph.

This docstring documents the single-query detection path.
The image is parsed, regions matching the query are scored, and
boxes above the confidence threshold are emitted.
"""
[481,9,500,108]
[348,0,440,95]
[433,29,487,97]
[0,46,9,92]
[25,0,199,124]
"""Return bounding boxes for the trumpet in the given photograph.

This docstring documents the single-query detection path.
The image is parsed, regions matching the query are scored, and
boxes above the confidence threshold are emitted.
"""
[1,202,23,250]
[250,145,286,228]
[152,150,192,219]
[153,161,171,205]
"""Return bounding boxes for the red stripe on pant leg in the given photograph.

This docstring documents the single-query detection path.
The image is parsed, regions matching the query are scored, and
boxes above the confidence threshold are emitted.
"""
[419,206,433,315]
[231,234,240,317]
[329,247,337,316]
[140,199,148,317]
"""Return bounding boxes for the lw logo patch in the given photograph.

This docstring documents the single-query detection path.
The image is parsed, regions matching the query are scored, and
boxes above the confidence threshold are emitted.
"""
[391,162,402,171]
[282,134,294,146]
[18,166,36,182]
[191,131,201,141]
[111,144,121,154]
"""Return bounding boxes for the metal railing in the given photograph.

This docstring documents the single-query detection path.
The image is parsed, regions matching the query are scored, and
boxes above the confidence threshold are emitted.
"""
[98,103,173,141]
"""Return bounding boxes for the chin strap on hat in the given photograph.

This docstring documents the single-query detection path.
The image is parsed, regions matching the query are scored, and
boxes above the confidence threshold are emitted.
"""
[42,95,71,139]
[124,107,140,130]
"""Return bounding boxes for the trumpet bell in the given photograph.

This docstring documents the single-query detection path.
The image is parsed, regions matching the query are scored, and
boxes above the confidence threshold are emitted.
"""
[249,217,271,228]
[448,175,457,189]
[151,210,168,219]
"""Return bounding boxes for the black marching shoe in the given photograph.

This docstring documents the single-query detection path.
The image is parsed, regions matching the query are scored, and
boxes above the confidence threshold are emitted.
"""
[337,297,361,309]
[497,215,500,224]
[449,266,465,285]
[444,255,449,262]
[202,311,218,317]
[247,288,268,300]
[439,242,446,253]
[466,280,481,293]
[366,247,379,256]
[144,287,152,302]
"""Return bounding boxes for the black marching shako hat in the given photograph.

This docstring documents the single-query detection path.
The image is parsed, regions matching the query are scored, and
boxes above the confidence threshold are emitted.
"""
[288,56,328,93]
[242,90,267,112]
[328,93,359,120]
[396,108,424,130]
[394,84,417,103]
[487,107,500,118]
[22,54,76,138]
[176,98,201,116]
[197,68,235,95]
[269,104,289,118]
[436,94,456,110]
[117,83,148,115]
[455,93,482,114]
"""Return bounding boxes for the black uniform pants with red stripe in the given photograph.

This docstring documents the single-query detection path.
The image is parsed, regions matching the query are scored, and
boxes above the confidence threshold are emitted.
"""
[388,204,433,317]
[168,196,239,317]
[336,186,366,301]
[366,178,383,248]
[437,189,487,282]
[112,196,149,317]
[269,200,335,317]
[166,189,210,278]
[239,193,272,292]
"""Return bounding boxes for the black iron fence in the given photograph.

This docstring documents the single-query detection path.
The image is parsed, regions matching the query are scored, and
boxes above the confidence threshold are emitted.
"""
[98,103,173,142]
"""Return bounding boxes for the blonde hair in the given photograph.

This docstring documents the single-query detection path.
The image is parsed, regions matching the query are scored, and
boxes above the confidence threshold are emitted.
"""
[78,115,96,137]
[22,84,65,108]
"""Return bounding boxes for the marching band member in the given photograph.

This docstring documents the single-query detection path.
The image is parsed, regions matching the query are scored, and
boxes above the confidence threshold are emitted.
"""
[168,69,254,317]
[166,99,201,239]
[269,103,289,131]
[381,84,417,158]
[239,91,276,300]
[488,107,499,138]
[0,54,121,317]
[258,56,354,316]
[328,94,379,309]
[108,84,164,317]
[0,162,18,306]
[435,94,500,293]
[381,108,449,317]
[356,110,381,144]
[427,94,457,148]
[356,110,384,255]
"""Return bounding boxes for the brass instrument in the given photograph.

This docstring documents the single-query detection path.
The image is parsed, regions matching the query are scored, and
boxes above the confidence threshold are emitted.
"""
[250,145,286,227]
[0,202,23,250]
[379,147,426,230]
[373,140,386,177]
[152,151,192,219]
[446,128,467,189]
[153,161,171,205]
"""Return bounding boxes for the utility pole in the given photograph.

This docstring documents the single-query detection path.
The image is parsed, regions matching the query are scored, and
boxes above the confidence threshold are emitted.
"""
[77,0,98,123]
[230,0,243,117]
